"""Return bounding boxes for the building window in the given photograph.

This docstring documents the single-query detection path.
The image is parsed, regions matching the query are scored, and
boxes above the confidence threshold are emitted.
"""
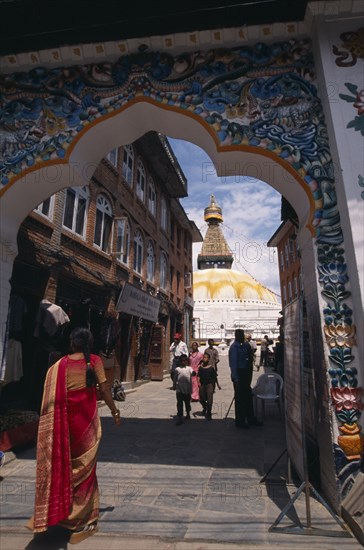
[94,195,113,252]
[148,179,156,217]
[146,241,155,282]
[133,230,143,274]
[106,148,118,168]
[288,280,292,301]
[184,231,189,251]
[280,250,284,272]
[283,285,287,306]
[161,196,168,232]
[184,271,192,288]
[136,160,146,202]
[285,243,289,267]
[160,252,168,290]
[122,144,134,186]
[299,272,304,291]
[115,217,130,265]
[177,228,181,250]
[35,195,55,220]
[177,271,181,294]
[170,266,174,292]
[294,276,298,297]
[63,186,89,238]
[289,237,296,262]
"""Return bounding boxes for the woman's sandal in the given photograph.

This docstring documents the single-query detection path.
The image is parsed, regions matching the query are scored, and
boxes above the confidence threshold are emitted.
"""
[69,522,98,544]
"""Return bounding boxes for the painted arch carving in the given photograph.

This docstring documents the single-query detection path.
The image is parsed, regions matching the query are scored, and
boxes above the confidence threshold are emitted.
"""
[0,38,362,484]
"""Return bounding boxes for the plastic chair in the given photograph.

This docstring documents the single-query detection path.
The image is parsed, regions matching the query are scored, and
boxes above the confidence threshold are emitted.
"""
[252,373,284,419]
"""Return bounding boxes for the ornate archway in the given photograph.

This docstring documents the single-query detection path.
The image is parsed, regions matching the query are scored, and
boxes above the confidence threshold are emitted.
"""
[0,38,362,503]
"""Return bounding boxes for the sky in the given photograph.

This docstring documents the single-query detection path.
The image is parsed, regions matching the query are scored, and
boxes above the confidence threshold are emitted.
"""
[168,138,282,298]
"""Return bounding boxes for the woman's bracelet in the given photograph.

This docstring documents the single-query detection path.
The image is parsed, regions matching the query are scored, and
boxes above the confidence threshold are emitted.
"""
[112,409,120,417]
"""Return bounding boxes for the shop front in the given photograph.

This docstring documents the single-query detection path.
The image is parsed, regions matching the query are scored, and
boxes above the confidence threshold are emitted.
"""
[115,282,162,382]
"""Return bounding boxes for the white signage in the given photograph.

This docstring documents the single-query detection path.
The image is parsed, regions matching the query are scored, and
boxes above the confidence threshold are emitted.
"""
[115,282,160,322]
[284,298,305,482]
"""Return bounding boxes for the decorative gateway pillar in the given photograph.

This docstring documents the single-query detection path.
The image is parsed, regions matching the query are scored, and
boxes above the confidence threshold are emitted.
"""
[312,17,364,538]
[0,20,362,528]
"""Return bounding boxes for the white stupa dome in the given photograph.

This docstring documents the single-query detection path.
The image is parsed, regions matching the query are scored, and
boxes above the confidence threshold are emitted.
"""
[193,268,278,304]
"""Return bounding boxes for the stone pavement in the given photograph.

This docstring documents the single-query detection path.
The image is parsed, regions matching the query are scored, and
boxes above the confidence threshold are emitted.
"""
[0,355,361,549]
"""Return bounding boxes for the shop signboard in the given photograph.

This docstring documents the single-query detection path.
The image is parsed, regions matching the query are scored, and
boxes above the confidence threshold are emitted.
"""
[116,282,160,322]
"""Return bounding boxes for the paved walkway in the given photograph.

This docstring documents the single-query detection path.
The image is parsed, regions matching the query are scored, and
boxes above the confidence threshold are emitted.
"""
[0,355,361,549]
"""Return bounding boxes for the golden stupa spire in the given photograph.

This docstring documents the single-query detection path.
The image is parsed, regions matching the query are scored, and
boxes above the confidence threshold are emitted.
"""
[198,194,233,270]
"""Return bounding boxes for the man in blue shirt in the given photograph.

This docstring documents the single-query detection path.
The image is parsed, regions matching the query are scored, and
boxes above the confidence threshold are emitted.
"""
[229,329,263,429]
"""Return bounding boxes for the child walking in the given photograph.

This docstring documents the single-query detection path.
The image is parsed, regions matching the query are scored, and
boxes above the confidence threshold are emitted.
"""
[198,353,217,420]
[173,354,195,426]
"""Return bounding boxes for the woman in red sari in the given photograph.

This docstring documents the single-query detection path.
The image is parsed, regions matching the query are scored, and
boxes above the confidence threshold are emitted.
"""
[28,327,121,544]
[189,342,203,401]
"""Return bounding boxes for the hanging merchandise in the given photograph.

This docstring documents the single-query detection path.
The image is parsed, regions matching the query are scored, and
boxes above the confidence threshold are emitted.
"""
[33,299,70,345]
[3,339,23,385]
[136,317,143,356]
[100,314,119,356]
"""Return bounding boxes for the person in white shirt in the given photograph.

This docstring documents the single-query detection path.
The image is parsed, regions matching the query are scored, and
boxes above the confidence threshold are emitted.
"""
[169,333,188,383]
[246,334,257,373]
[259,335,270,370]
[173,354,195,425]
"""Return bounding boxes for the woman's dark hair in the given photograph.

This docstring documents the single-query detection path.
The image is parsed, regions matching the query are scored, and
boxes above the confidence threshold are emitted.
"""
[69,327,96,388]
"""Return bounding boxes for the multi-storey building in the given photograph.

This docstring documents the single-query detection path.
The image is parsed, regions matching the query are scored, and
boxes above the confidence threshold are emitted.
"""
[5,132,201,411]
[267,198,302,308]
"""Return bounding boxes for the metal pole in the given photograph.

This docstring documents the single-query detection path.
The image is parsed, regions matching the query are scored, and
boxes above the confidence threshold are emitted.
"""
[225,396,235,419]
[299,295,311,528]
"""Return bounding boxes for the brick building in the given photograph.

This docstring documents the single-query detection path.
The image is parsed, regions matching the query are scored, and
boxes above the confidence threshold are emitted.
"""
[267,198,302,308]
[6,132,201,411]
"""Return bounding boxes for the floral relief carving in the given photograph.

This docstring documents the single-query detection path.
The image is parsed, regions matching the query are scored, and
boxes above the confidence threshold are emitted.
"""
[324,324,356,349]
[331,387,363,414]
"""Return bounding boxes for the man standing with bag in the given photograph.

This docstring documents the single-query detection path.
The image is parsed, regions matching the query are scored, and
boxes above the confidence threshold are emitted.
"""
[229,329,263,429]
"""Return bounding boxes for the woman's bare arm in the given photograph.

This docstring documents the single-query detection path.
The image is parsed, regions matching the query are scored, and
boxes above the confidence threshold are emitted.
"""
[98,381,121,425]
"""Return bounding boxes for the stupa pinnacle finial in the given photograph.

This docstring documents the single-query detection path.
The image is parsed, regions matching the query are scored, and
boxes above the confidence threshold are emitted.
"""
[204,193,223,224]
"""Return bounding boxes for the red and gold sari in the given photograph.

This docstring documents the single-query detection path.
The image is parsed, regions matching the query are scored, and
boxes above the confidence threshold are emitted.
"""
[33,355,102,533]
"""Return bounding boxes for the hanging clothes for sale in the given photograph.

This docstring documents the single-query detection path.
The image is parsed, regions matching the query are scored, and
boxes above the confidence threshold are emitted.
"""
[99,313,119,357]
[2,339,23,385]
[33,299,70,340]
[9,294,28,338]
[0,293,28,384]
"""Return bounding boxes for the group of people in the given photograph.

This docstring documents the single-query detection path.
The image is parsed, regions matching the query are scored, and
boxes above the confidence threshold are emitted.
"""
[169,331,264,431]
[28,327,266,544]
[246,333,284,376]
[169,334,220,425]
